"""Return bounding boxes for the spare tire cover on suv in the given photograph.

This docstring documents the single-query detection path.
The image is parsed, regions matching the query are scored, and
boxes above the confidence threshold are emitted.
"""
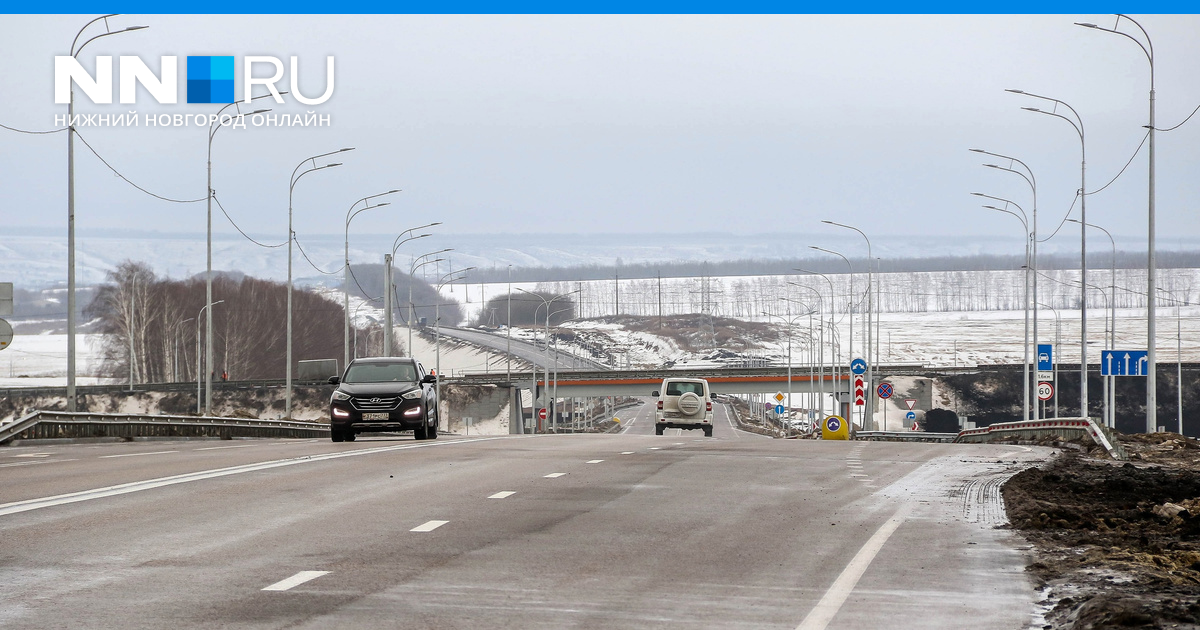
[677,392,702,415]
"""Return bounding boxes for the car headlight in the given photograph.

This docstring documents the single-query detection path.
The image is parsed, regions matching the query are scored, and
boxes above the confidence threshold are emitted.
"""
[331,390,351,402]
[401,390,423,400]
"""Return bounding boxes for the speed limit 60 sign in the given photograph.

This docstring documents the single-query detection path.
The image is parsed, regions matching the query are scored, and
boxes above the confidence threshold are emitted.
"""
[1037,382,1054,401]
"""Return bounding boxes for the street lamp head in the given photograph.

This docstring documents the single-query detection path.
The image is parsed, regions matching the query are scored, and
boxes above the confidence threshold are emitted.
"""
[338,147,355,153]
[388,189,402,194]
[820,220,834,225]
[970,192,985,197]
[1005,89,1026,94]
[1021,107,1043,113]
[968,148,985,153]
[1075,22,1099,28]
[124,25,149,32]
[326,162,343,168]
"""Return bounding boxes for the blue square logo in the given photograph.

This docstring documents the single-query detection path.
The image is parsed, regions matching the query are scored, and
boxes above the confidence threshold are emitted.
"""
[187,55,235,103]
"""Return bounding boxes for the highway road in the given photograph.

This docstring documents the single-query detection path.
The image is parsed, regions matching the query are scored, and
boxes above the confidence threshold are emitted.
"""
[0,426,1051,628]
[438,326,611,371]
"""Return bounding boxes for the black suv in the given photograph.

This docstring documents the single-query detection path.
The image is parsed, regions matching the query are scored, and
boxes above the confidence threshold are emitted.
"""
[328,357,439,442]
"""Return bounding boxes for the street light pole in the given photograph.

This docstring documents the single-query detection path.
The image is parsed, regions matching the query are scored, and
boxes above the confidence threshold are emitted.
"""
[810,247,856,426]
[796,269,839,419]
[976,194,1032,421]
[1070,218,1118,427]
[205,96,272,415]
[1077,15,1157,431]
[343,191,399,369]
[973,148,1039,419]
[1009,88,1089,420]
[195,300,224,414]
[384,226,439,356]
[286,148,352,418]
[434,267,475,433]
[65,15,147,411]
[822,221,875,430]
[408,249,452,355]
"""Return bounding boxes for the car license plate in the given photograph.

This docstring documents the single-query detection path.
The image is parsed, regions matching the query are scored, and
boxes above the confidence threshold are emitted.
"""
[363,412,389,420]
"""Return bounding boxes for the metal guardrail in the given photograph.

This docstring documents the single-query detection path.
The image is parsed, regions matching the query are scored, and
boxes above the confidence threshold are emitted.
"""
[0,410,329,444]
[954,417,1126,460]
[855,430,959,443]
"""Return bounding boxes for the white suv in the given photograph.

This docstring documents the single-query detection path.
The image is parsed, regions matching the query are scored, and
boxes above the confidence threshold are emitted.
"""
[653,378,715,437]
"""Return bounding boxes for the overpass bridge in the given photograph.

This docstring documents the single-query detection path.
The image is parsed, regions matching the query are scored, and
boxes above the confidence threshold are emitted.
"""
[454,366,852,398]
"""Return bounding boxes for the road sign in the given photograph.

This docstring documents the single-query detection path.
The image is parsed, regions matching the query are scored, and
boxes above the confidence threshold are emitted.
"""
[822,415,849,440]
[1037,371,1054,382]
[538,408,548,420]
[877,382,893,399]
[773,391,785,404]
[0,318,10,351]
[905,411,916,420]
[772,405,783,415]
[1037,382,1054,401]
[850,358,867,375]
[0,283,11,317]
[1101,350,1150,376]
[1037,344,1053,371]
[853,375,865,406]
[904,399,917,410]
[911,421,919,431]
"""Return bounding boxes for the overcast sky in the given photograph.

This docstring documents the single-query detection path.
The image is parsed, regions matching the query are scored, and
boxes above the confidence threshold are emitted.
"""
[3,14,1199,257]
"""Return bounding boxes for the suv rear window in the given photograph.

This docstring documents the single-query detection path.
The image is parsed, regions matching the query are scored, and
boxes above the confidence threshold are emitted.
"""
[666,381,705,396]
[344,362,417,383]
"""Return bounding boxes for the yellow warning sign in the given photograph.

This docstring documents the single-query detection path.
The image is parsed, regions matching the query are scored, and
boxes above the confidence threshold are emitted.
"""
[821,415,850,440]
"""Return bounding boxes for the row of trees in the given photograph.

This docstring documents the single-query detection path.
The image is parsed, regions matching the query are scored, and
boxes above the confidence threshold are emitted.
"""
[85,261,395,383]
[464,251,1200,284]
[473,291,577,327]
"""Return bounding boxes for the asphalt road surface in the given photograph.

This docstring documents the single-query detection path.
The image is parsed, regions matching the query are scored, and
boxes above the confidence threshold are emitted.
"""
[439,326,610,370]
[0,425,1050,629]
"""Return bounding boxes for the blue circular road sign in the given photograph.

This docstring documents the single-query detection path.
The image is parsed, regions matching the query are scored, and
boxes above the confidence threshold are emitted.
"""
[877,382,893,399]
[775,404,786,415]
[850,358,867,375]
[826,416,841,432]
[905,411,917,420]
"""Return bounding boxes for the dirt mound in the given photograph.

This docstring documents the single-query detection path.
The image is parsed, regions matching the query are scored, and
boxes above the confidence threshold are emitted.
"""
[1003,450,1200,628]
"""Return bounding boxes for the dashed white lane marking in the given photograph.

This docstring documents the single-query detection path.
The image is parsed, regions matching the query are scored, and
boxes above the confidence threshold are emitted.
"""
[674,442,684,445]
[648,447,661,451]
[196,444,259,451]
[100,450,179,459]
[262,570,330,592]
[13,453,52,458]
[850,473,868,478]
[796,503,912,630]
[488,491,516,499]
[586,460,604,464]
[543,473,567,478]
[411,520,449,532]
[620,452,634,455]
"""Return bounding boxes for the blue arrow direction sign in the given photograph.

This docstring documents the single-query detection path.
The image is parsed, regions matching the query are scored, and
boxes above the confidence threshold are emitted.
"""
[905,411,917,420]
[1037,344,1053,371]
[1101,350,1149,376]
[774,404,786,415]
[850,358,867,375]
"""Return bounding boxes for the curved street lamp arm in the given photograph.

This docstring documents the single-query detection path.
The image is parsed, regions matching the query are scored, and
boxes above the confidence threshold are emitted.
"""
[290,148,354,187]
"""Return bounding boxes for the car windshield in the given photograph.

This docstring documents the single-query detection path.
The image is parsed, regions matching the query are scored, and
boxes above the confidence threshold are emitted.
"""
[666,381,705,396]
[344,362,418,383]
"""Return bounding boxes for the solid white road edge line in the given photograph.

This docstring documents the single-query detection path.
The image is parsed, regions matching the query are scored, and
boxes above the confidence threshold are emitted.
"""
[795,503,913,630]
[410,520,449,532]
[0,436,507,518]
[262,571,330,592]
[99,450,179,459]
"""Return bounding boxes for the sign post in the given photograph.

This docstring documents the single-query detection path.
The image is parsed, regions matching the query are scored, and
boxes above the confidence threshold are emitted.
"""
[877,382,893,429]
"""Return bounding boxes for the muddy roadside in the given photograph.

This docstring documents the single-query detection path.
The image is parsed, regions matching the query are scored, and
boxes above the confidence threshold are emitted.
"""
[1002,432,1200,629]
